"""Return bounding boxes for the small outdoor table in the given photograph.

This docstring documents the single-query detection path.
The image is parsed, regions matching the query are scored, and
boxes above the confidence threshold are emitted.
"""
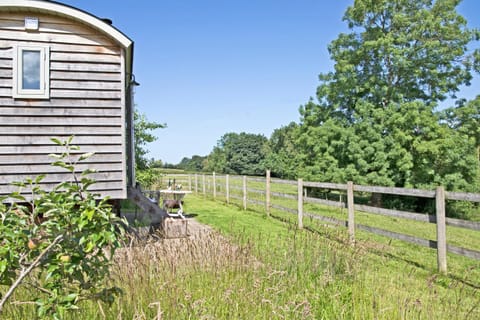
[160,189,192,219]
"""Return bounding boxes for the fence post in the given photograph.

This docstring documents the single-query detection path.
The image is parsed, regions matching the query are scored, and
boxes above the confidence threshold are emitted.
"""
[226,174,230,204]
[202,174,206,197]
[347,181,355,244]
[436,186,447,274]
[298,178,303,229]
[213,172,216,200]
[188,174,192,191]
[194,174,198,194]
[243,176,247,210]
[266,170,271,216]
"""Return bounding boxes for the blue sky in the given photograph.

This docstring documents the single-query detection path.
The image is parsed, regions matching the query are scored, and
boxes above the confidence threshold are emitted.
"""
[59,0,480,164]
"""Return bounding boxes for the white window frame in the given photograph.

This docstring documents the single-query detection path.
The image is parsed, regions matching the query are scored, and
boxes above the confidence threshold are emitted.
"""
[13,45,50,99]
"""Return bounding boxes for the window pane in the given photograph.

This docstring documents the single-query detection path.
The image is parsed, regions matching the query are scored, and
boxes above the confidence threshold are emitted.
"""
[22,50,41,90]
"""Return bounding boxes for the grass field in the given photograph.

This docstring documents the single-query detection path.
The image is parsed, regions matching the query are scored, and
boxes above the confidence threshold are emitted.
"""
[2,195,479,319]
[191,196,480,317]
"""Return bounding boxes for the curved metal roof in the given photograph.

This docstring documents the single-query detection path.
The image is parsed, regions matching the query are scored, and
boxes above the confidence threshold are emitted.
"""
[0,0,134,73]
[0,0,132,47]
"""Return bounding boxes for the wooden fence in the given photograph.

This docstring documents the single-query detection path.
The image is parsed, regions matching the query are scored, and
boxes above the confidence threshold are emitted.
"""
[158,171,480,273]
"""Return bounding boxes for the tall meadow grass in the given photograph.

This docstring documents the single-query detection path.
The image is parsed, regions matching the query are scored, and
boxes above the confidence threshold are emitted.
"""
[1,196,478,319]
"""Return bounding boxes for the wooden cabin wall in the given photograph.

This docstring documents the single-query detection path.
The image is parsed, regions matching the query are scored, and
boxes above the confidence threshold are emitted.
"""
[0,12,127,200]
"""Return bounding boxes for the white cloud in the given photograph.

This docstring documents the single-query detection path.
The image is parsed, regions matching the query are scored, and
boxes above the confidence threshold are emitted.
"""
[22,50,40,89]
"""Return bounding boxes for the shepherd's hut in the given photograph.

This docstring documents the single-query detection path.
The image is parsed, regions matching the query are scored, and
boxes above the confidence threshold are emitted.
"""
[0,0,141,204]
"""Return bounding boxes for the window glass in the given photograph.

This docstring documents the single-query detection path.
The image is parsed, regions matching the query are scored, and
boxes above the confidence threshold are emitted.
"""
[13,45,50,99]
[22,50,41,90]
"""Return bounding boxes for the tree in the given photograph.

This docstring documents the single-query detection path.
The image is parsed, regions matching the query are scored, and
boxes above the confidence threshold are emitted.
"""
[318,0,479,110]
[263,122,301,179]
[148,158,164,168]
[297,0,479,193]
[203,145,227,173]
[442,96,480,162]
[206,132,268,176]
[134,110,165,170]
[177,155,207,172]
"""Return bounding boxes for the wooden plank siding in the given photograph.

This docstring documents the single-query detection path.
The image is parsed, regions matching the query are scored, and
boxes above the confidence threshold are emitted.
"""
[0,11,127,200]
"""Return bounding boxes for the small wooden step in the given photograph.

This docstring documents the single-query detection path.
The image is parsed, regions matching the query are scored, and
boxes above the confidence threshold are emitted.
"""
[161,217,189,238]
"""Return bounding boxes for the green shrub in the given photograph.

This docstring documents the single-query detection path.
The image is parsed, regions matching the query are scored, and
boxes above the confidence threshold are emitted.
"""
[0,137,126,319]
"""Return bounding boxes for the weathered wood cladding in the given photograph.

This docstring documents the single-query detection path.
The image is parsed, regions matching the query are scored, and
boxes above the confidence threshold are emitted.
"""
[0,11,127,199]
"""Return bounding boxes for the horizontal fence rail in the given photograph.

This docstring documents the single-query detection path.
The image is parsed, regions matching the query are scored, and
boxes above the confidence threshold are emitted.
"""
[158,171,480,273]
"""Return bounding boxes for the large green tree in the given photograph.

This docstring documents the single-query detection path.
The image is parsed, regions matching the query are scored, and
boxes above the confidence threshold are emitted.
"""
[263,122,301,179]
[177,155,208,172]
[206,132,268,176]
[442,96,480,162]
[316,0,479,109]
[298,0,479,192]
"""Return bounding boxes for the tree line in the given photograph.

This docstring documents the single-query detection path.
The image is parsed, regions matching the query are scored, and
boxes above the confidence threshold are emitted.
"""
[155,0,480,218]
[181,1,479,181]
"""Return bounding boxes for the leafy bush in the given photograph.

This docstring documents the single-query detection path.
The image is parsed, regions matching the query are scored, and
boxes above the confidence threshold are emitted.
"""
[135,167,161,190]
[0,137,126,319]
